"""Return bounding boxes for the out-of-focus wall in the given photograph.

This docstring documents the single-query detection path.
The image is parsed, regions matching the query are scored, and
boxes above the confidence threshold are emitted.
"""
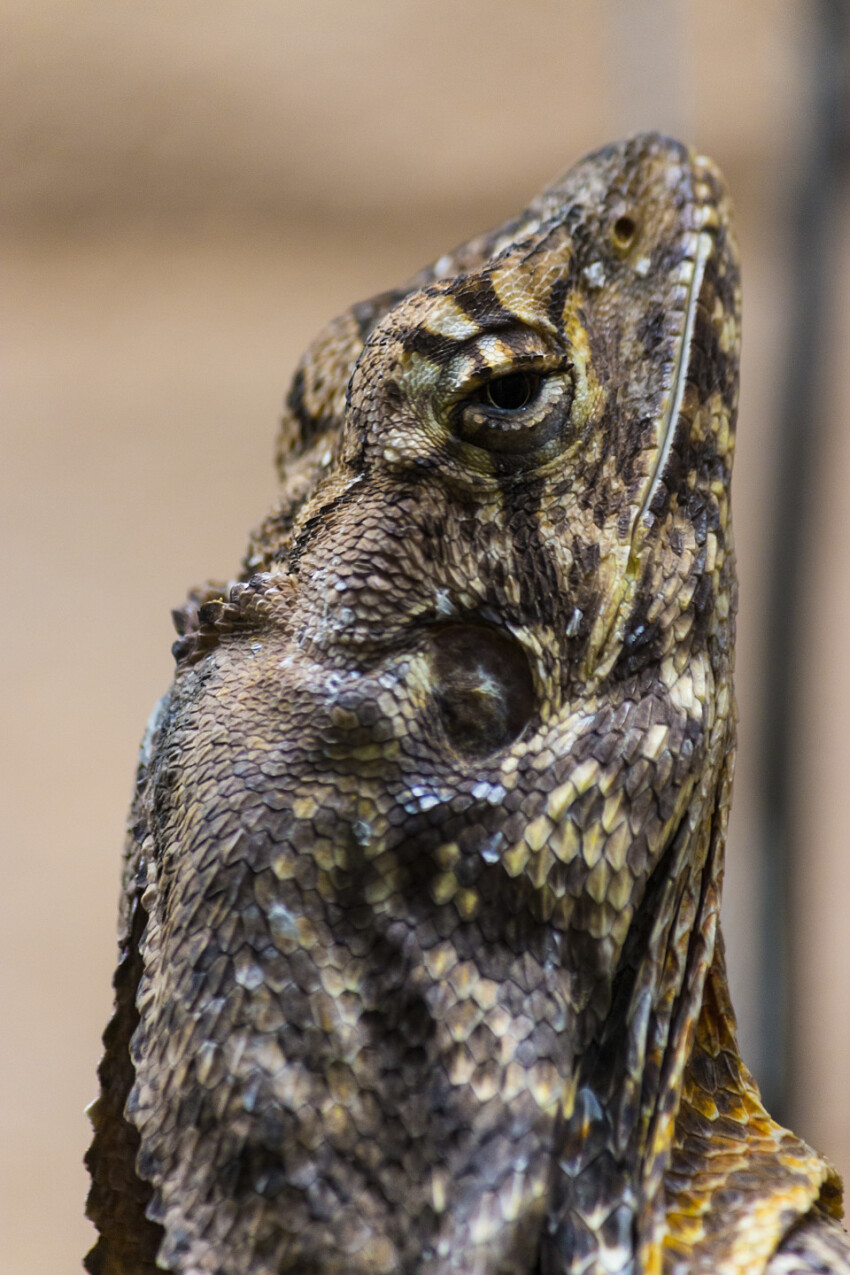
[2,4,847,1271]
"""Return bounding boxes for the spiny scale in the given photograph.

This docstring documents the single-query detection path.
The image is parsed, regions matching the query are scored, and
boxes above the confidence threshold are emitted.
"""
[85,135,849,1274]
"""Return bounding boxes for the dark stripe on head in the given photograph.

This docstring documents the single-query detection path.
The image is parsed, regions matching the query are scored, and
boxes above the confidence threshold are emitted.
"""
[451,275,513,327]
[403,326,467,364]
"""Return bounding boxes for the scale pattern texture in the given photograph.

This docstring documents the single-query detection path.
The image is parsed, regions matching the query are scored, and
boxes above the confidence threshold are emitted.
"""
[85,134,850,1275]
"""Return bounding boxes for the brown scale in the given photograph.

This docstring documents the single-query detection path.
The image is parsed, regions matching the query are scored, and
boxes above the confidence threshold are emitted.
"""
[86,135,850,1274]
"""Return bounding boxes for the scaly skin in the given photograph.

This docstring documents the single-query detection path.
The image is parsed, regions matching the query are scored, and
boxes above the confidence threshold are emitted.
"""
[85,134,850,1274]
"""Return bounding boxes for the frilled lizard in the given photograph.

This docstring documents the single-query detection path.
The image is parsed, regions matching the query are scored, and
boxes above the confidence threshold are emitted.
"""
[85,135,850,1274]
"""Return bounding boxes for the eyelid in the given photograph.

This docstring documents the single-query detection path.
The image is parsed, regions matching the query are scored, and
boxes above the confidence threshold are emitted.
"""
[452,354,563,405]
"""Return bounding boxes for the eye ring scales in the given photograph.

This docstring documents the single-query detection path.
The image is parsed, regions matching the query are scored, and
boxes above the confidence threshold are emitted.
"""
[454,367,573,460]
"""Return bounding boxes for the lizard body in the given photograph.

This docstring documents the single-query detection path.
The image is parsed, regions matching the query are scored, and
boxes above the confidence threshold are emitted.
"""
[85,134,850,1274]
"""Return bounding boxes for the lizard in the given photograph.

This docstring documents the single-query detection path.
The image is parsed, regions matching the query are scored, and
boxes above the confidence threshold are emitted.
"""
[84,133,850,1275]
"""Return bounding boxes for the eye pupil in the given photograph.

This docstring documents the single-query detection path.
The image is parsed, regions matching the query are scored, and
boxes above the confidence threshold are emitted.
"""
[484,372,538,411]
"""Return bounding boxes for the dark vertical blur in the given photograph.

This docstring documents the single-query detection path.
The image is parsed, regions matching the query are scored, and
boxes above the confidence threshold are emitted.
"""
[760,0,850,1120]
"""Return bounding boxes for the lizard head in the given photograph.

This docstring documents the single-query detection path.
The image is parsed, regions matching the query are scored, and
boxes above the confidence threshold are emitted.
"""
[243,133,740,755]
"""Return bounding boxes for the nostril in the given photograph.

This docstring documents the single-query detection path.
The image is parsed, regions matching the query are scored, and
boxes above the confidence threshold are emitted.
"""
[427,625,535,757]
[612,214,637,250]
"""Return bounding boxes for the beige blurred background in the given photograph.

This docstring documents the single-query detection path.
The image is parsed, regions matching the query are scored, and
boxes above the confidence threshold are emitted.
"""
[2,2,849,1270]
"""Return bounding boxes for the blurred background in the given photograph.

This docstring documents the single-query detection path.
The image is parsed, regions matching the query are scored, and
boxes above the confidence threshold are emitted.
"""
[2,1,849,1270]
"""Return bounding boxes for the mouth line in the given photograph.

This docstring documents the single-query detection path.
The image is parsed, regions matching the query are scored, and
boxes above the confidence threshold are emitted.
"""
[637,226,714,525]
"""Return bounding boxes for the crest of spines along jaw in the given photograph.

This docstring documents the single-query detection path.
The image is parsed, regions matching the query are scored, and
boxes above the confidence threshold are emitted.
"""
[171,578,287,668]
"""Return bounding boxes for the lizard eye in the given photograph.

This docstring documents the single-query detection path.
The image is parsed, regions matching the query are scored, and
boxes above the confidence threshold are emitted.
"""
[481,371,542,412]
[454,367,573,460]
